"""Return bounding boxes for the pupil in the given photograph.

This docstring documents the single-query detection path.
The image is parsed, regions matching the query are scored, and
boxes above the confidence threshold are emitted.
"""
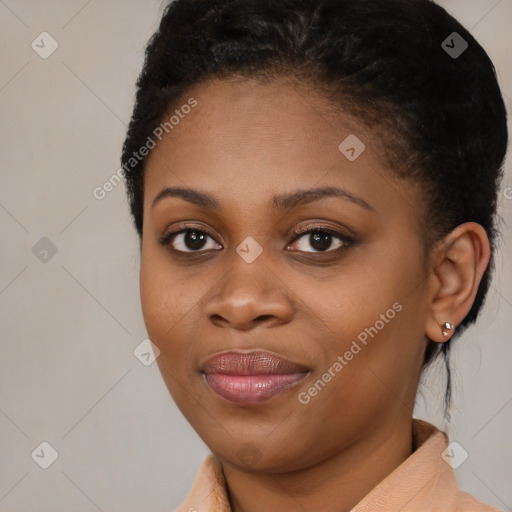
[185,231,207,250]
[310,232,331,251]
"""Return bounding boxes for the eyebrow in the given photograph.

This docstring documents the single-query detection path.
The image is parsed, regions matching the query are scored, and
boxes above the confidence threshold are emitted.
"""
[151,185,374,212]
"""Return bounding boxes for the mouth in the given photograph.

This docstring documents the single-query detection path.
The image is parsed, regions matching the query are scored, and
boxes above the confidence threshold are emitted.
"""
[201,350,310,405]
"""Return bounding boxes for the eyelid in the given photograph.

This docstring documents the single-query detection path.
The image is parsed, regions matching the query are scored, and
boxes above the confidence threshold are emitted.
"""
[287,220,357,239]
[288,222,353,242]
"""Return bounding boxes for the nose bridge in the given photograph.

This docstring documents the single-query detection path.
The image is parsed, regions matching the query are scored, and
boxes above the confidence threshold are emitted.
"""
[204,247,294,329]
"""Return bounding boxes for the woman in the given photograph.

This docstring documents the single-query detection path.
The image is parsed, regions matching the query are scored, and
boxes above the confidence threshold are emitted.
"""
[121,0,508,510]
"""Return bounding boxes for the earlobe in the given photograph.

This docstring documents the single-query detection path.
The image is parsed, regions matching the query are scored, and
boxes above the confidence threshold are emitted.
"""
[425,320,455,344]
[424,222,490,343]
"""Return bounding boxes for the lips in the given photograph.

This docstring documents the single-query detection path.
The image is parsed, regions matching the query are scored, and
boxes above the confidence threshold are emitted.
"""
[201,351,310,405]
[202,351,309,375]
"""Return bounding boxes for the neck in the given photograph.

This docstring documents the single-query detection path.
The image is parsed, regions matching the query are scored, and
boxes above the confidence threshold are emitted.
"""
[220,416,413,512]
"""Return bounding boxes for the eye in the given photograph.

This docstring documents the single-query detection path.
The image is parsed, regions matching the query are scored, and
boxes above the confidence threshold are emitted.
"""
[160,228,222,253]
[287,226,353,253]
[160,224,354,256]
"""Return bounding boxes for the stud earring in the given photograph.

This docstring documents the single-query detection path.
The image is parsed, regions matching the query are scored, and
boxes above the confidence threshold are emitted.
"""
[442,322,454,337]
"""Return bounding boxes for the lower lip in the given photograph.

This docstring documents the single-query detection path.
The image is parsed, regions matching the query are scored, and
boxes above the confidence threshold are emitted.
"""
[203,373,309,405]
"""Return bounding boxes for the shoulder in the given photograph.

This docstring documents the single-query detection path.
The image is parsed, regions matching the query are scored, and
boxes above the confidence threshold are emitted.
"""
[174,454,231,512]
[451,489,502,511]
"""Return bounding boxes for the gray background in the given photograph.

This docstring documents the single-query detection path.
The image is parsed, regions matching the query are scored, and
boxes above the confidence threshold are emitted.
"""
[0,0,511,510]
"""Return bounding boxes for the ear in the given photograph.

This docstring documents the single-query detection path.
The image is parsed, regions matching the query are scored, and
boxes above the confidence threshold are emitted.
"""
[424,222,491,343]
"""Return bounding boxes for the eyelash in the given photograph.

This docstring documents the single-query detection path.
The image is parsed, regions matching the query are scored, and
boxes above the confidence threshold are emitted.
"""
[159,223,355,257]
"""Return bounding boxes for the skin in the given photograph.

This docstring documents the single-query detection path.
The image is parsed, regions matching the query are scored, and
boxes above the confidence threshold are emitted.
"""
[139,76,490,512]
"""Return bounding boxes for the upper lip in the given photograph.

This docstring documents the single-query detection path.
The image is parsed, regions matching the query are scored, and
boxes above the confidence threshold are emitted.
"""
[201,350,310,375]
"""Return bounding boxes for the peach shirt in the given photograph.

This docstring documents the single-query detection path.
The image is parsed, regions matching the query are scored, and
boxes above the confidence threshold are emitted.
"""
[174,419,501,511]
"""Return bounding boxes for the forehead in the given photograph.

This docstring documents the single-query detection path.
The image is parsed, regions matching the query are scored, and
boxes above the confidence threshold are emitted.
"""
[143,76,418,222]
[149,76,357,169]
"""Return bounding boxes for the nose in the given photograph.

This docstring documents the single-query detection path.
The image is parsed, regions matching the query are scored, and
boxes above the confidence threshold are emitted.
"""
[204,259,295,331]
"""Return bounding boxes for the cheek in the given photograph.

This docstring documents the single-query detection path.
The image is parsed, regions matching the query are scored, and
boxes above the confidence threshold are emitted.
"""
[139,257,196,402]
[139,249,189,348]
[139,249,213,368]
[140,259,167,337]
[313,298,425,425]
[295,248,425,395]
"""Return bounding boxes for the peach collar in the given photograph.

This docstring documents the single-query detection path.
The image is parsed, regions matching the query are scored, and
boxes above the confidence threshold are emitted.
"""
[174,419,498,511]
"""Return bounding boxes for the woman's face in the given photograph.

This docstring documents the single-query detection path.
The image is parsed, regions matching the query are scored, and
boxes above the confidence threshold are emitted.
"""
[140,76,431,472]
